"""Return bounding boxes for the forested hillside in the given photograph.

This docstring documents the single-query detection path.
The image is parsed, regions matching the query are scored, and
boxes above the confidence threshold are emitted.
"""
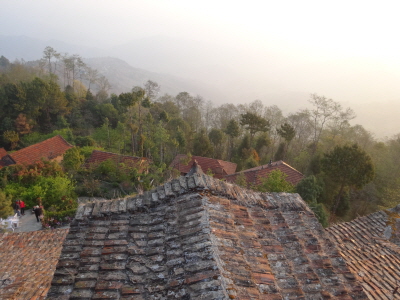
[1,47,399,226]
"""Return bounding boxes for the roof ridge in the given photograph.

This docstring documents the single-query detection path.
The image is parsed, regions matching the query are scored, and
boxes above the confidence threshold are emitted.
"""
[75,174,309,220]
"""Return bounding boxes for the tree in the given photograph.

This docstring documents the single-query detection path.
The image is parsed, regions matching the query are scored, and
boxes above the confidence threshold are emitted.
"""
[144,80,160,101]
[240,112,270,144]
[62,147,85,174]
[3,130,19,149]
[308,94,355,154]
[321,144,375,220]
[296,175,329,227]
[192,129,213,157]
[0,190,13,219]
[208,129,225,159]
[256,170,294,193]
[225,119,240,160]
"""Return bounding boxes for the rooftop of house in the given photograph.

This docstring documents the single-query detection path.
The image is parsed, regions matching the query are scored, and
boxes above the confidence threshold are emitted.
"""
[170,154,237,179]
[47,171,366,299]
[225,160,304,187]
[0,147,7,159]
[326,205,400,299]
[86,150,149,172]
[0,135,73,168]
[0,229,69,300]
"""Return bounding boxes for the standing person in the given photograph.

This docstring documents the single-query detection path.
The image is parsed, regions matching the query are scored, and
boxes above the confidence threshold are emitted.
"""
[19,199,26,215]
[34,206,43,222]
[13,201,21,217]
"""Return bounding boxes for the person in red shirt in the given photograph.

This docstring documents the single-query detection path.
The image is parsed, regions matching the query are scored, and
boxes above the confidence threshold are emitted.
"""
[19,200,26,215]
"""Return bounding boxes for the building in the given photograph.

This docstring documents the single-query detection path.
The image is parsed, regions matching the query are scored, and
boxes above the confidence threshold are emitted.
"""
[0,135,73,168]
[86,150,150,173]
[224,160,304,188]
[170,154,237,179]
[46,166,366,299]
[1,165,400,299]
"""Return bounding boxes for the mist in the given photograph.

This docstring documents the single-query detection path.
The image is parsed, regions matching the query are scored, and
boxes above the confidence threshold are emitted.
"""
[2,0,400,138]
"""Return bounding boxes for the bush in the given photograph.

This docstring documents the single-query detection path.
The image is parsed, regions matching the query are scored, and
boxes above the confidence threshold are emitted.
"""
[42,208,77,229]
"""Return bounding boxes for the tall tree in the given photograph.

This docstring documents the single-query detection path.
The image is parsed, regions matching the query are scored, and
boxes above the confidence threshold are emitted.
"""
[225,119,240,161]
[240,112,270,145]
[321,144,375,221]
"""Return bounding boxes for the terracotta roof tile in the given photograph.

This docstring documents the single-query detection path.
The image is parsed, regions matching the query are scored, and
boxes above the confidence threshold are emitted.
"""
[6,135,73,166]
[225,160,304,186]
[0,147,7,159]
[0,229,69,300]
[170,154,237,179]
[86,150,150,172]
[47,174,367,299]
[326,206,400,299]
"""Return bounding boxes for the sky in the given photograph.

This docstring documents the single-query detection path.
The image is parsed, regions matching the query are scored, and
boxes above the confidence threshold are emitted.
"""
[2,0,400,137]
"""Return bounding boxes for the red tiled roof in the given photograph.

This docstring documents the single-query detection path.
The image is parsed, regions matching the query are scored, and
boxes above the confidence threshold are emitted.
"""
[0,229,69,300]
[6,135,73,166]
[326,207,400,299]
[0,147,7,159]
[48,173,367,299]
[86,150,150,172]
[225,160,304,186]
[170,154,237,179]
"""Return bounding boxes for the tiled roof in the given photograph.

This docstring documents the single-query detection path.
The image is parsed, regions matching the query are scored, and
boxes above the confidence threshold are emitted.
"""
[225,160,304,186]
[86,150,149,172]
[47,173,366,299]
[326,206,400,299]
[4,135,73,166]
[0,229,69,300]
[170,154,237,179]
[0,147,7,159]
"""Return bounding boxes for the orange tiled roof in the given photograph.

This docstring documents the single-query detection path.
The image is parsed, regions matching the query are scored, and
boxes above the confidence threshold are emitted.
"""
[170,154,237,179]
[326,206,400,299]
[0,147,7,159]
[0,229,69,300]
[4,135,73,166]
[86,150,150,172]
[225,160,304,186]
[47,172,367,299]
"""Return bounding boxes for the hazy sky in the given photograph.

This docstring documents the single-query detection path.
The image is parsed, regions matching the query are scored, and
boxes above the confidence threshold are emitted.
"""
[2,0,400,136]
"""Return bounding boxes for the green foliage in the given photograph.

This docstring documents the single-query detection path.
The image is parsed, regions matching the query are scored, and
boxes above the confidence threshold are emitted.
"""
[309,203,329,227]
[296,175,329,227]
[192,129,213,157]
[256,170,294,193]
[277,123,296,143]
[235,172,247,188]
[0,190,13,219]
[296,175,324,204]
[321,143,375,219]
[63,147,85,173]
[274,142,286,161]
[0,160,76,210]
[240,112,270,143]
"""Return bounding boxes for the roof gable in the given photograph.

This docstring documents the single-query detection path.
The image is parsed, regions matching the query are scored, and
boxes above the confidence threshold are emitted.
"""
[8,135,73,166]
[170,154,237,178]
[0,229,68,299]
[48,174,366,299]
[225,160,304,186]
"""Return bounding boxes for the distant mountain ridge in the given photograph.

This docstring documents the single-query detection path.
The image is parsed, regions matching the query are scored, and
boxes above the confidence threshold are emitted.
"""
[0,35,226,99]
